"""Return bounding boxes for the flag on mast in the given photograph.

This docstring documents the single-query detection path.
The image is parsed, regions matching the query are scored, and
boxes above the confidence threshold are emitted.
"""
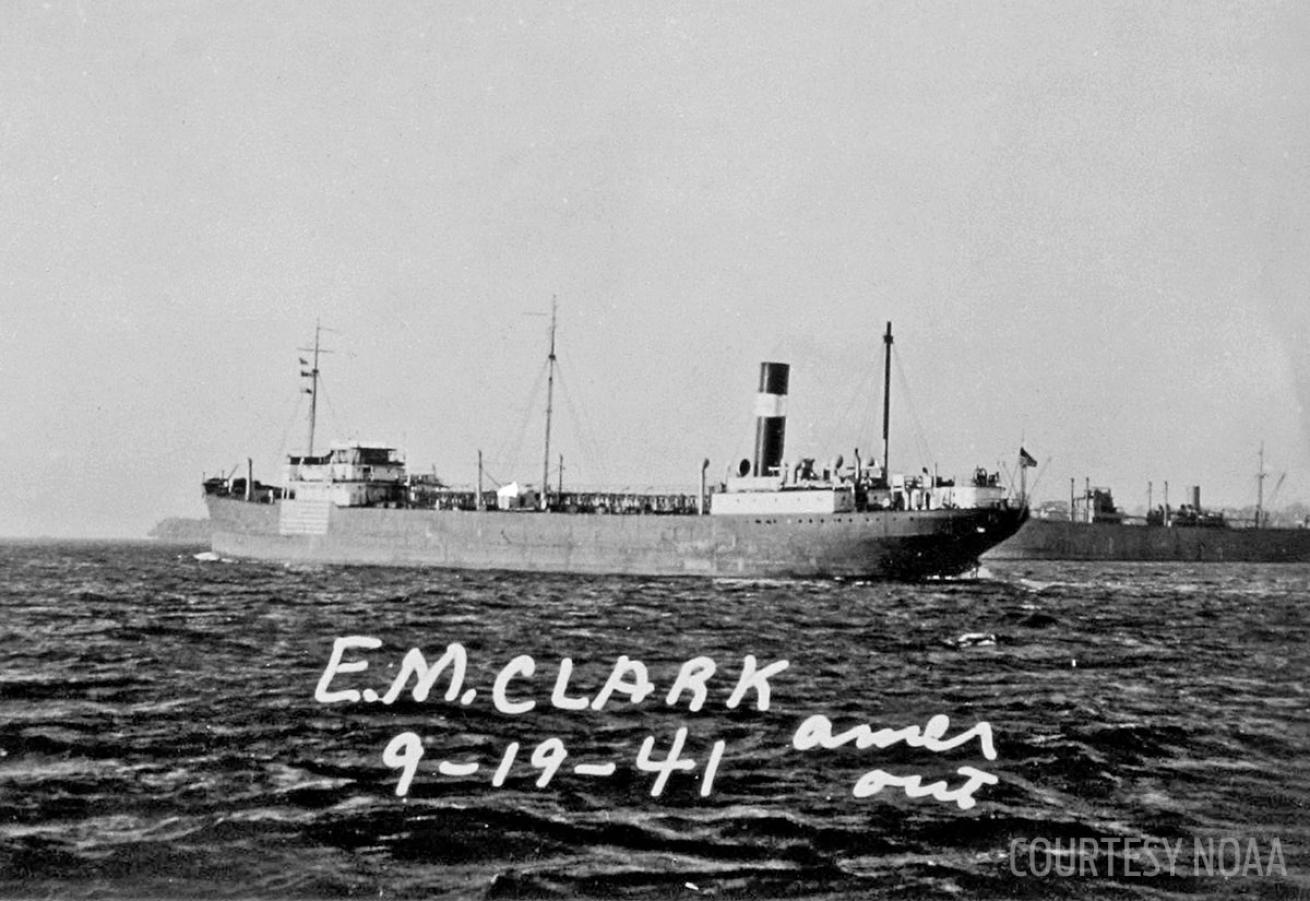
[1019,447,1037,468]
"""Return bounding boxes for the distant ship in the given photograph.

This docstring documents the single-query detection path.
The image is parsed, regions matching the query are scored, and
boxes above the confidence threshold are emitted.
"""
[985,474,1310,563]
[203,320,1027,579]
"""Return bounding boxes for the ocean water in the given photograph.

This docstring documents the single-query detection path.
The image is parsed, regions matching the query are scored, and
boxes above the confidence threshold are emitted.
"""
[0,541,1306,899]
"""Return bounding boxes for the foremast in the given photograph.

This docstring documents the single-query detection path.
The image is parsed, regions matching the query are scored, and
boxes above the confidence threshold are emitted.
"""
[298,321,326,457]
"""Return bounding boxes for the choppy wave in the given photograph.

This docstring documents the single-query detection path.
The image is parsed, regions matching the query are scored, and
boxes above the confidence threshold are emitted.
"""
[0,543,1306,898]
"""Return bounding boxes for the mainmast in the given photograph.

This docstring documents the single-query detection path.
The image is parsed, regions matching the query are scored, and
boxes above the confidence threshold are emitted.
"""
[881,321,893,482]
[541,297,558,511]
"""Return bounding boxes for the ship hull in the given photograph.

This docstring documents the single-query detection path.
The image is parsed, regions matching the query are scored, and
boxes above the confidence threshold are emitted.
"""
[206,496,1027,580]
[984,518,1310,563]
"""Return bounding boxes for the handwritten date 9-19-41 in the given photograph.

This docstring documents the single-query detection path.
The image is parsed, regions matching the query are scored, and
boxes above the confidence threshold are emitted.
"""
[383,728,725,798]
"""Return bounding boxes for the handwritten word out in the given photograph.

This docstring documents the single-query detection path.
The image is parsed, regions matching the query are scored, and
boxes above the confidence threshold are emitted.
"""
[793,713,999,810]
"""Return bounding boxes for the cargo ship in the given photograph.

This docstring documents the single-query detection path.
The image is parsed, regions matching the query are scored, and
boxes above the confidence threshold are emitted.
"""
[984,477,1310,563]
[204,321,1027,579]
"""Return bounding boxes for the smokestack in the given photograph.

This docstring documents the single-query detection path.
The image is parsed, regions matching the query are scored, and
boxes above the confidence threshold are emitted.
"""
[1191,485,1201,509]
[752,362,789,477]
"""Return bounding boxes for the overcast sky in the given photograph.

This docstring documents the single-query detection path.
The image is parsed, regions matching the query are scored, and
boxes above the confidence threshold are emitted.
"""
[3,2,1309,537]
